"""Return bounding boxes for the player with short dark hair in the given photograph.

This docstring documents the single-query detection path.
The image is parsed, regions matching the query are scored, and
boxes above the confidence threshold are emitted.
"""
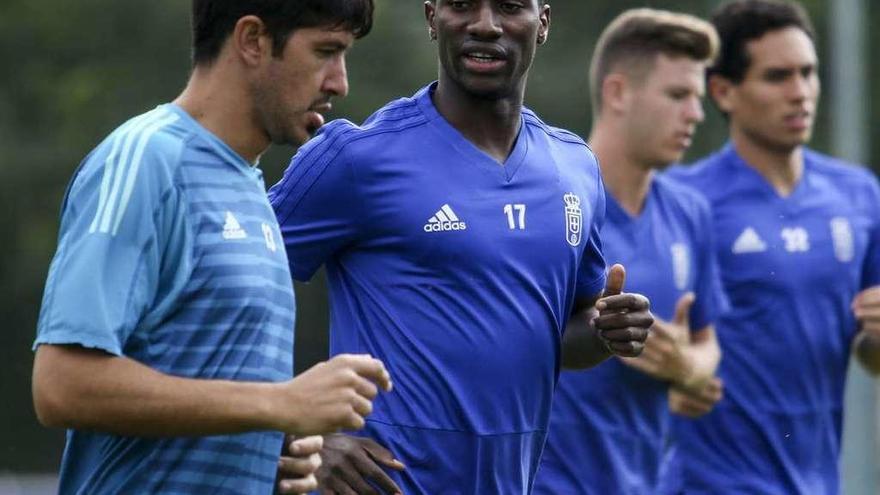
[31,1,391,493]
[271,1,653,493]
[666,1,880,493]
[533,9,727,494]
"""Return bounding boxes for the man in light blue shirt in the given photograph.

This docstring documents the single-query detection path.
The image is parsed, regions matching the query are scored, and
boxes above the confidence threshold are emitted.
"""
[31,1,391,493]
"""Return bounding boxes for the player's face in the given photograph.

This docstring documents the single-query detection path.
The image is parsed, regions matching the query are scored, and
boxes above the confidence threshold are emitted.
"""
[713,27,819,154]
[254,26,353,147]
[425,0,550,100]
[623,54,706,169]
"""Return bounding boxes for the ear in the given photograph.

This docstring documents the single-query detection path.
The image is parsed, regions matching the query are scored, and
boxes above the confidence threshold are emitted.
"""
[232,15,271,67]
[537,4,551,45]
[424,1,437,40]
[708,74,735,114]
[602,73,630,114]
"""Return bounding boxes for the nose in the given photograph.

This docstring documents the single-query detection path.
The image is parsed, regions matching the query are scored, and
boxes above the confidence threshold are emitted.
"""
[467,3,502,39]
[788,71,814,102]
[323,56,349,98]
[685,97,705,124]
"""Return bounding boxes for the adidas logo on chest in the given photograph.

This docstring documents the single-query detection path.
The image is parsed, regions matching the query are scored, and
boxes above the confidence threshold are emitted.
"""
[222,211,247,240]
[424,204,467,232]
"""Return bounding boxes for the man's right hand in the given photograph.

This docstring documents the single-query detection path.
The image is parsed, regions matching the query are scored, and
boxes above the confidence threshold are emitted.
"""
[668,376,724,418]
[273,354,393,436]
[315,434,405,495]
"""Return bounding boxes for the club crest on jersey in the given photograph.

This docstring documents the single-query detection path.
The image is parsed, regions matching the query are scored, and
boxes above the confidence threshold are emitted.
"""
[830,217,854,262]
[564,193,582,247]
[671,243,690,291]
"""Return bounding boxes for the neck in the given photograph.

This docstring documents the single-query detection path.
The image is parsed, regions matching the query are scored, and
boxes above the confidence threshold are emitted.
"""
[173,61,268,164]
[432,75,524,164]
[589,120,653,216]
[730,126,803,197]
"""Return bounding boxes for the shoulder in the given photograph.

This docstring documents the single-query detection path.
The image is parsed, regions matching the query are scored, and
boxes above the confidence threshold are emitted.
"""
[654,173,712,213]
[666,149,726,182]
[805,149,880,211]
[522,108,590,149]
[663,148,732,199]
[806,148,878,186]
[522,109,598,177]
[295,96,429,164]
[68,107,189,207]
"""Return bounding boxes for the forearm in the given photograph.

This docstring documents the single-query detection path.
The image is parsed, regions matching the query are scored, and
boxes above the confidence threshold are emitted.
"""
[854,331,880,375]
[33,345,281,436]
[561,308,611,370]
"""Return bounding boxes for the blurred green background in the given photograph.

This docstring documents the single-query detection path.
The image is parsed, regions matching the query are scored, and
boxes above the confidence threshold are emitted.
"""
[1,0,878,489]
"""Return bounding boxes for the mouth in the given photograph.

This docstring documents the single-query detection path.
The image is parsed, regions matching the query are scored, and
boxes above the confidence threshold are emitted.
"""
[305,102,332,135]
[783,110,812,131]
[674,131,694,149]
[460,45,508,73]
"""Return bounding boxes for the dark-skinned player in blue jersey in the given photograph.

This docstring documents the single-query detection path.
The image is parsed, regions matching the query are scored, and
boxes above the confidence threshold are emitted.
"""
[272,1,653,493]
[666,1,880,493]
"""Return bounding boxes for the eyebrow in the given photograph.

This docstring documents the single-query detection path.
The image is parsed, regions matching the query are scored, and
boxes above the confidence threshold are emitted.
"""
[315,40,351,51]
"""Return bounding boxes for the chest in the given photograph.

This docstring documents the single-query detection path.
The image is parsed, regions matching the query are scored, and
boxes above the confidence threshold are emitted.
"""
[603,212,698,319]
[183,170,292,296]
[353,150,599,279]
[712,195,870,292]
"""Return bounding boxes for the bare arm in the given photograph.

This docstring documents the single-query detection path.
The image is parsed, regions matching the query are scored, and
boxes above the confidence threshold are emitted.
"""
[33,345,391,437]
[561,264,653,370]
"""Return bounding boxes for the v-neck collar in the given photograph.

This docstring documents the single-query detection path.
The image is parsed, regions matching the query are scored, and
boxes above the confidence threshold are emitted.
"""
[165,103,263,181]
[604,181,655,232]
[415,83,528,183]
[722,142,811,206]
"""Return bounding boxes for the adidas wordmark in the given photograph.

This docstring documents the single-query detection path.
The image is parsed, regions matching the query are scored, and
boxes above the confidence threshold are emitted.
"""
[424,204,467,233]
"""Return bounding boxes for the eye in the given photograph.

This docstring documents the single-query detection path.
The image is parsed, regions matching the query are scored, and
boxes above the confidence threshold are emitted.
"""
[763,69,790,83]
[668,90,688,101]
[449,0,470,9]
[499,1,524,14]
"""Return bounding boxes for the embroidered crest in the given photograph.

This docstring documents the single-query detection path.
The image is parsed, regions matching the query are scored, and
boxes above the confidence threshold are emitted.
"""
[670,243,690,291]
[564,193,582,247]
[830,217,854,262]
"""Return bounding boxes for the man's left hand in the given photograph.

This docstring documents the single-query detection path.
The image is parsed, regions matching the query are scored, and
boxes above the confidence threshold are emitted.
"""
[594,264,653,357]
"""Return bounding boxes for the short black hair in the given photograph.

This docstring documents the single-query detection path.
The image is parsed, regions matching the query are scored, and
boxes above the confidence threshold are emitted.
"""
[192,0,374,66]
[709,0,814,83]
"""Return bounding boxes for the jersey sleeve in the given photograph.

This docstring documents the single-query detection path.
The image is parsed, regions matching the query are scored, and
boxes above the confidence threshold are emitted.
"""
[34,129,187,356]
[860,173,880,289]
[269,122,362,281]
[688,196,730,331]
[575,163,608,299]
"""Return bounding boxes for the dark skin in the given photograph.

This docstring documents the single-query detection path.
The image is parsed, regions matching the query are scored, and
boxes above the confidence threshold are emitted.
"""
[278,1,652,493]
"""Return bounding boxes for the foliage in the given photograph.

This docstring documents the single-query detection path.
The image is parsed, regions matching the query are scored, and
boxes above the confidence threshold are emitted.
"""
[1,0,876,472]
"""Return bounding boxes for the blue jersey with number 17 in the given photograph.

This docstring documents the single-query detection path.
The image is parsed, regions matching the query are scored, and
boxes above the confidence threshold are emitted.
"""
[666,144,880,495]
[269,83,607,495]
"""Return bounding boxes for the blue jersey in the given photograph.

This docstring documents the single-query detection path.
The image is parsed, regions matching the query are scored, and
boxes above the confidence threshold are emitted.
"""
[34,104,295,494]
[533,174,728,495]
[665,144,880,494]
[269,83,607,494]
